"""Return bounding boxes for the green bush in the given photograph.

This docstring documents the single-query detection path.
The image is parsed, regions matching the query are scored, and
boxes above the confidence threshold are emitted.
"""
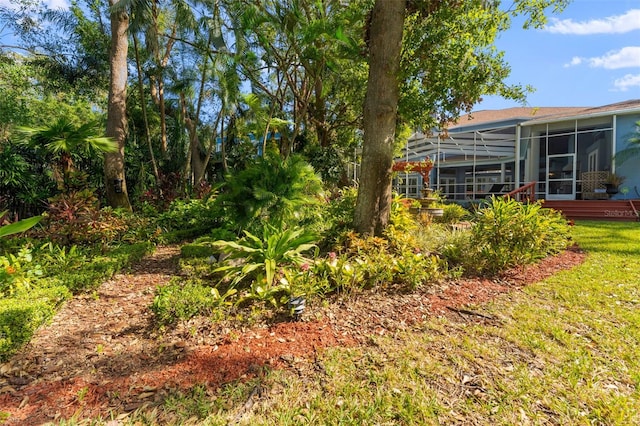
[315,187,357,249]
[180,243,216,259]
[314,231,446,292]
[0,285,70,361]
[151,279,235,326]
[213,225,318,289]
[216,153,323,233]
[393,251,446,290]
[0,246,43,296]
[303,143,346,187]
[47,242,152,293]
[157,196,222,242]
[0,241,151,359]
[462,197,571,275]
[390,193,419,232]
[434,203,471,224]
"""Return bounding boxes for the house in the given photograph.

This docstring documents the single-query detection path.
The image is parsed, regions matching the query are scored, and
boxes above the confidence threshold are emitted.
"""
[395,100,640,207]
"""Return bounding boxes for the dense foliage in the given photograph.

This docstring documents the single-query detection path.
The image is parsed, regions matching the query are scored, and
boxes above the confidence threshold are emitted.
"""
[0,0,572,367]
[151,190,572,325]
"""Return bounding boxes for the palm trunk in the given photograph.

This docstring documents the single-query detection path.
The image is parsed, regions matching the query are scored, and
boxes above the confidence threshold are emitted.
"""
[133,33,160,188]
[104,0,132,211]
[183,43,210,186]
[195,111,224,183]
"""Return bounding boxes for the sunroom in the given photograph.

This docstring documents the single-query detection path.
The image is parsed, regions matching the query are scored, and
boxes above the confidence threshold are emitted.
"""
[395,101,640,203]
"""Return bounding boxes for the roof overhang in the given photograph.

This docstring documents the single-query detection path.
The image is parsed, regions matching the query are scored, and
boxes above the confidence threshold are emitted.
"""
[405,124,517,164]
[522,105,640,127]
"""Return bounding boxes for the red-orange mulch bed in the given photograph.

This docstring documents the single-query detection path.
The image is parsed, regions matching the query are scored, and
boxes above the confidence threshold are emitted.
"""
[0,245,586,425]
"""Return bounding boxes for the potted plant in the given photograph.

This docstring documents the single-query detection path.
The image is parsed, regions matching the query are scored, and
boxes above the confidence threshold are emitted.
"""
[605,173,625,194]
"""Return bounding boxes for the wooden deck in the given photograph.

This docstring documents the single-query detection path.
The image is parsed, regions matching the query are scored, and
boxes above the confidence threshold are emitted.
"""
[542,200,640,222]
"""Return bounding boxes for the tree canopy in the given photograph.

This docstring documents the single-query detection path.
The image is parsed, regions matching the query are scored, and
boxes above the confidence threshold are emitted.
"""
[0,0,568,224]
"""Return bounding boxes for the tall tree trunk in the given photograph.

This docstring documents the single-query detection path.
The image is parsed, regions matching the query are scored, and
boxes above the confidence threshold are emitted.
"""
[158,79,168,155]
[105,0,132,211]
[133,33,161,189]
[353,0,405,236]
[183,42,210,186]
[313,74,330,148]
[195,110,224,184]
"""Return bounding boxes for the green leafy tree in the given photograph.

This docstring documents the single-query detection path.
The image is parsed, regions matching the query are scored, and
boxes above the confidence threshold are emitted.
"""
[227,0,366,154]
[355,0,569,235]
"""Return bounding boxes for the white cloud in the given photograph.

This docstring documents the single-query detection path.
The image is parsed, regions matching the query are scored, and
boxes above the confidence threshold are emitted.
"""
[566,47,640,69]
[564,56,583,68]
[613,74,640,92]
[546,9,640,35]
[588,46,640,69]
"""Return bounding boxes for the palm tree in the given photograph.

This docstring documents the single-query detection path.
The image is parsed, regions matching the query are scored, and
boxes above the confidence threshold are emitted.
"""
[17,118,116,189]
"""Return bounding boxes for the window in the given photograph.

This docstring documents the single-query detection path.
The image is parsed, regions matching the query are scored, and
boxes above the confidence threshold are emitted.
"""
[439,177,456,197]
[395,174,421,198]
[588,150,598,172]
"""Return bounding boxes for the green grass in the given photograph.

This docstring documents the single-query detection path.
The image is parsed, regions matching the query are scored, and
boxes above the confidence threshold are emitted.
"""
[44,222,640,424]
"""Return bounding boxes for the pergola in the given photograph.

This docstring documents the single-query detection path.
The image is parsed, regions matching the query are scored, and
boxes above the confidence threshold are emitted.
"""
[391,160,434,185]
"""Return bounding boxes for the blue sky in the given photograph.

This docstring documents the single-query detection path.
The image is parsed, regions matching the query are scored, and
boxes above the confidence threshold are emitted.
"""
[476,0,640,111]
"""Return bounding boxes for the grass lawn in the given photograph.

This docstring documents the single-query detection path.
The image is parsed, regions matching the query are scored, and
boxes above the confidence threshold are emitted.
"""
[156,221,636,426]
[56,221,640,425]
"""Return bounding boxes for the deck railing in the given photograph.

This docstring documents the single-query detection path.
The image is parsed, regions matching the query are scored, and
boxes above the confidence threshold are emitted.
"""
[629,200,639,220]
[504,181,537,202]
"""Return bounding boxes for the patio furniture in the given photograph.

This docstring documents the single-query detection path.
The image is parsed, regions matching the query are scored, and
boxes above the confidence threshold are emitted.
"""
[485,183,506,197]
[581,171,609,200]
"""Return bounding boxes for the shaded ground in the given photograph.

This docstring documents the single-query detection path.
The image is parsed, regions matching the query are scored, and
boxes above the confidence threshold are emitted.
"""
[0,245,586,425]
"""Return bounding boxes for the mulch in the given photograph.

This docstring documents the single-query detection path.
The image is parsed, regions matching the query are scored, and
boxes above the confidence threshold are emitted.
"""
[0,245,586,425]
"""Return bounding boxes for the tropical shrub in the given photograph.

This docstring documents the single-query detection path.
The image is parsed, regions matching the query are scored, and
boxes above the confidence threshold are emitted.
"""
[38,243,87,271]
[393,250,444,290]
[16,118,116,192]
[213,225,318,289]
[0,239,151,359]
[47,242,152,293]
[303,143,346,186]
[42,191,153,246]
[459,196,571,275]
[315,187,358,249]
[317,229,446,292]
[216,153,323,232]
[308,251,366,294]
[389,193,419,232]
[156,194,223,242]
[43,190,111,245]
[0,247,43,296]
[180,243,216,259]
[280,261,331,299]
[317,190,416,251]
[434,203,471,224]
